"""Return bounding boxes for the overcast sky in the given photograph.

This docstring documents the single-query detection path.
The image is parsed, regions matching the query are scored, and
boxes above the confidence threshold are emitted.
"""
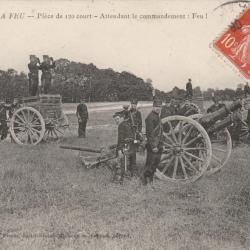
[0,0,248,91]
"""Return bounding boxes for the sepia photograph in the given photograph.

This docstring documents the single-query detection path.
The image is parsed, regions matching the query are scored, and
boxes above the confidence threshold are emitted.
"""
[0,0,250,249]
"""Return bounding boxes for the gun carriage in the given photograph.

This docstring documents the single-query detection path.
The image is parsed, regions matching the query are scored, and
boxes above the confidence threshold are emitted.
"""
[9,94,69,145]
[59,100,242,184]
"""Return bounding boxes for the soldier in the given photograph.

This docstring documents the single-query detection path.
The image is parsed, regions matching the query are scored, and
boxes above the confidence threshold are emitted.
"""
[141,98,163,185]
[113,110,135,183]
[28,55,40,96]
[128,99,142,175]
[161,97,179,119]
[76,98,89,138]
[129,99,142,134]
[0,100,9,140]
[186,78,193,100]
[8,98,20,119]
[40,55,55,94]
[207,96,225,113]
[244,82,250,98]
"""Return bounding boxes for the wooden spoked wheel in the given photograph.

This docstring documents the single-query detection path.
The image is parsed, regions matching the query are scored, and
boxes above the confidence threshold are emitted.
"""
[43,113,69,141]
[155,116,212,183]
[10,107,45,145]
[190,114,232,175]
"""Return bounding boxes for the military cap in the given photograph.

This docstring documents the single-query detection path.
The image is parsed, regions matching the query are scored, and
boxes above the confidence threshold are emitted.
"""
[130,98,138,105]
[43,55,49,59]
[153,98,162,107]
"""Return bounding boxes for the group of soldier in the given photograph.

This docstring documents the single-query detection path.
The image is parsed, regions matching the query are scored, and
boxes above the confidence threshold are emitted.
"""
[28,55,55,96]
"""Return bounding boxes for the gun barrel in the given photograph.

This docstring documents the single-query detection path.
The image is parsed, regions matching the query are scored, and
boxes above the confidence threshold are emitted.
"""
[60,144,118,154]
[60,145,102,153]
[199,100,242,127]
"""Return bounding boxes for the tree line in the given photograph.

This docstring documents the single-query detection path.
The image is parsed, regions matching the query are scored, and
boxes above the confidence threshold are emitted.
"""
[0,58,245,103]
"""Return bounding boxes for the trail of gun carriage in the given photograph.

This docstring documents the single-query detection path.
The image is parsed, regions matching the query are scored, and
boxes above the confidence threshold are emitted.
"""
[0,58,250,250]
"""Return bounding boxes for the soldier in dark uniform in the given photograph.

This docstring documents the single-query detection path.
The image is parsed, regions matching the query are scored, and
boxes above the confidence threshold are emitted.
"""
[141,98,163,185]
[127,99,142,175]
[244,82,250,98]
[76,98,89,138]
[207,96,225,113]
[113,110,135,183]
[40,55,55,94]
[129,99,142,134]
[0,100,9,140]
[186,78,193,100]
[161,97,179,119]
[28,55,40,96]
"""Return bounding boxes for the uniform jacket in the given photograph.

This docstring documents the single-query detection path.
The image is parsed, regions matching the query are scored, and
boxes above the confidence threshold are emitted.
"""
[145,110,163,149]
[0,104,10,121]
[129,109,142,132]
[76,103,89,120]
[28,63,40,78]
[117,120,134,151]
[160,104,179,119]
[40,61,55,79]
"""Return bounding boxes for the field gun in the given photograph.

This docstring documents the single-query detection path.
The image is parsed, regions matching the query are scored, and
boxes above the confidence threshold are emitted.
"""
[60,144,118,169]
[60,100,245,185]
[155,100,244,184]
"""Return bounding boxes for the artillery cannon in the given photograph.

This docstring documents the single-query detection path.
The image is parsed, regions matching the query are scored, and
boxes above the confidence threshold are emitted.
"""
[60,144,118,170]
[60,100,243,184]
[155,100,242,183]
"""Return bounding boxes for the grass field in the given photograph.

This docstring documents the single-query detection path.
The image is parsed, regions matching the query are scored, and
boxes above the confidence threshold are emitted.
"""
[0,104,250,250]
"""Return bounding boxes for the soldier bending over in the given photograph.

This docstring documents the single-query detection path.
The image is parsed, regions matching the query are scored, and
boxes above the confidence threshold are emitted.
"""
[113,110,136,184]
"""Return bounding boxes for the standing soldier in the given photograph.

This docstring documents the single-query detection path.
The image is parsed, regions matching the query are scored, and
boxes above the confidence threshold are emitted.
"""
[129,99,142,134]
[244,82,250,98]
[40,55,55,94]
[76,98,89,138]
[0,100,9,141]
[186,78,193,100]
[141,98,163,185]
[128,99,142,175]
[28,55,40,96]
[113,110,135,183]
[161,97,179,119]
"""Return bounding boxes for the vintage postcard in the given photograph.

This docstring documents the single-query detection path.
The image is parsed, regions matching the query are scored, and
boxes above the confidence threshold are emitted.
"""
[0,1,250,250]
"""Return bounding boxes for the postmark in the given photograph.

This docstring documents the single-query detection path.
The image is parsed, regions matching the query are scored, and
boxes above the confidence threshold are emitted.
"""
[213,6,250,79]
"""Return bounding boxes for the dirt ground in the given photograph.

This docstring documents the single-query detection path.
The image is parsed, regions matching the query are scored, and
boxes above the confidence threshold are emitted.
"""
[0,104,250,250]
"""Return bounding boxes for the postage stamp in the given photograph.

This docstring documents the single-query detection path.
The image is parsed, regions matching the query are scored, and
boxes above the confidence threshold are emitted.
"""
[213,7,250,79]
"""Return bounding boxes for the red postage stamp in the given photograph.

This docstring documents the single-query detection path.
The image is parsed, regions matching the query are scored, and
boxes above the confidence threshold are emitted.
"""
[213,7,250,79]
